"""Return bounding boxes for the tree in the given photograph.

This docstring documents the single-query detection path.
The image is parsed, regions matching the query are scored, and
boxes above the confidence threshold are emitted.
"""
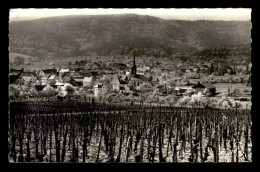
[139,83,153,93]
[49,79,56,86]
[65,85,75,94]
[178,96,191,107]
[155,83,165,92]
[188,92,203,107]
[203,88,211,96]
[149,90,160,104]
[184,89,196,96]
[42,86,58,98]
[13,56,24,65]
[9,84,21,101]
[231,88,241,96]
[165,95,176,106]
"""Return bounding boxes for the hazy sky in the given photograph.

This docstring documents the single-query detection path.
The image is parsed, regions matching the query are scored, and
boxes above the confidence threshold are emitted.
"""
[9,8,251,21]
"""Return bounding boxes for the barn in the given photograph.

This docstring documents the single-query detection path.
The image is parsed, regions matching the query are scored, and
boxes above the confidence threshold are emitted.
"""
[192,82,216,95]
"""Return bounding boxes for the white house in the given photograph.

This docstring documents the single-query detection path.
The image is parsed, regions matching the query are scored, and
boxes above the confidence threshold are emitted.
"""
[83,77,93,87]
[93,83,106,97]
[41,75,50,85]
[59,69,70,73]
[58,69,70,76]
[110,75,120,91]
[36,69,45,78]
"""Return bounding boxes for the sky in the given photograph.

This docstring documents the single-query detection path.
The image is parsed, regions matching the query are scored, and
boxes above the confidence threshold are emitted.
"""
[9,8,251,21]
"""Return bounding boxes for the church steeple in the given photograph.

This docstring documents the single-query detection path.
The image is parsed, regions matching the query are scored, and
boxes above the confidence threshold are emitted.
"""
[131,49,137,76]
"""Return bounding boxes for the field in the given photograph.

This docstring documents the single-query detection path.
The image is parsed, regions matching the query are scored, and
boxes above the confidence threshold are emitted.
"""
[8,100,252,163]
[214,83,251,95]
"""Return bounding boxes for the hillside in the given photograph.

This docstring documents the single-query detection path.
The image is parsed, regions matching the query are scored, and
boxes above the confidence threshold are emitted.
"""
[9,14,251,58]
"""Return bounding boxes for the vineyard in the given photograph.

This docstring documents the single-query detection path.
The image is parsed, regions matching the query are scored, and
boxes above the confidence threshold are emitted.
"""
[8,100,252,163]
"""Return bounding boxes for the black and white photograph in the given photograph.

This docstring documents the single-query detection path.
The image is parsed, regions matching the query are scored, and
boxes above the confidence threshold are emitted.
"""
[8,8,252,163]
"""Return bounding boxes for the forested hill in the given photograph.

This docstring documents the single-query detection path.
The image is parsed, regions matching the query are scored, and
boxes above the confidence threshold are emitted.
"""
[9,14,251,58]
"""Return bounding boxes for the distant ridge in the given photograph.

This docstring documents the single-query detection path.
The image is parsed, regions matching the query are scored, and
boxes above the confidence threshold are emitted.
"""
[9,14,251,58]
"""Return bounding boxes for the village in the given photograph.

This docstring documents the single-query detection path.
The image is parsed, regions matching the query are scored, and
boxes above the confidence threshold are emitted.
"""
[9,51,252,108]
[8,10,253,164]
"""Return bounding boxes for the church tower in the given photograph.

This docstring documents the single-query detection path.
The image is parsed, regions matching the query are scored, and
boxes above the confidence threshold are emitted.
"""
[131,50,137,76]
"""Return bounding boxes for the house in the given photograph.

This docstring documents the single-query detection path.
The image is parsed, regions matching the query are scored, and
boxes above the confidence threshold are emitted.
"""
[93,83,106,97]
[55,82,64,89]
[48,74,56,81]
[110,75,120,91]
[72,77,84,86]
[192,82,216,95]
[62,72,71,83]
[47,75,61,86]
[59,68,70,73]
[119,85,131,94]
[41,74,50,85]
[42,68,57,76]
[9,73,20,84]
[22,72,37,82]
[137,67,146,75]
[53,76,64,85]
[36,69,46,78]
[83,77,93,87]
[58,69,70,77]
[149,76,159,86]
[174,84,195,95]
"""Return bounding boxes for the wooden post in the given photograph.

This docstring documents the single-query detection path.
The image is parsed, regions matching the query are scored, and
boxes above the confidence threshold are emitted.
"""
[139,138,144,162]
[95,130,103,162]
[49,127,52,162]
[173,143,178,162]
[125,135,132,162]
[199,123,203,161]
[116,122,124,162]
[61,127,68,162]
[26,131,31,162]
[214,132,219,162]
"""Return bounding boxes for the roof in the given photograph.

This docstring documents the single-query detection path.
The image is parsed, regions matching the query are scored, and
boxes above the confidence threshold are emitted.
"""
[111,76,120,84]
[42,69,56,74]
[192,83,216,89]
[59,69,70,73]
[83,77,92,83]
[129,74,150,82]
[22,76,32,80]
[48,75,56,80]
[137,68,146,72]
[61,72,70,77]
[10,69,23,75]
[42,74,50,79]
[55,82,64,86]
[23,72,37,77]
[201,83,216,89]
[177,85,194,90]
[74,78,84,82]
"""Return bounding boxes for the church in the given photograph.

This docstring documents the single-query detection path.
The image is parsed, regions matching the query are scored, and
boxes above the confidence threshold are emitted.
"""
[127,51,158,91]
